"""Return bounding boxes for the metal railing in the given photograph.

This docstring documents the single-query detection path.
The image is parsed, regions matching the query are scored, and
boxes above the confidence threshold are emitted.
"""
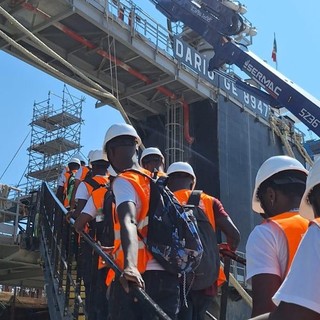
[40,182,86,320]
[0,185,23,244]
[89,0,175,54]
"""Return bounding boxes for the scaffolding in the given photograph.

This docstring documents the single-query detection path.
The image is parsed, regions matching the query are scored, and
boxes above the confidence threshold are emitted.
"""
[26,85,84,192]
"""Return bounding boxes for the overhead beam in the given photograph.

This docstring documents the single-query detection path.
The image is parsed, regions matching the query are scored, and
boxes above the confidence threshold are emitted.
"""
[121,77,174,99]
[0,7,75,50]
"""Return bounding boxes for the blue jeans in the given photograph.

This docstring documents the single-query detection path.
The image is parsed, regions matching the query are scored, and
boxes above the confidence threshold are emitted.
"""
[108,270,180,320]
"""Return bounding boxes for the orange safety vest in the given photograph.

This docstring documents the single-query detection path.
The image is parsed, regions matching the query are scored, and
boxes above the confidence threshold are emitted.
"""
[264,212,309,277]
[84,175,109,195]
[63,169,78,207]
[173,189,226,287]
[80,165,90,181]
[106,169,153,285]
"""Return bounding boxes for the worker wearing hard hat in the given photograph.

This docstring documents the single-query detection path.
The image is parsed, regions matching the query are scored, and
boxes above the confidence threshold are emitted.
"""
[72,150,109,319]
[72,150,109,218]
[166,162,240,320]
[69,150,94,210]
[56,157,81,208]
[103,123,180,320]
[140,147,165,177]
[246,155,309,317]
[250,158,320,320]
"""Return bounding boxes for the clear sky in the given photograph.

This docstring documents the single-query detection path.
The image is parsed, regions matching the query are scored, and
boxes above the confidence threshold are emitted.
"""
[0,0,319,187]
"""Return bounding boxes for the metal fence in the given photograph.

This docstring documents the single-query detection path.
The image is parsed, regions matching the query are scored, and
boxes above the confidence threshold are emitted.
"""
[40,182,85,320]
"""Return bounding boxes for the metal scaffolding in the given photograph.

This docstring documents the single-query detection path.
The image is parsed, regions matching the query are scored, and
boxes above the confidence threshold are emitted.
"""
[26,85,84,192]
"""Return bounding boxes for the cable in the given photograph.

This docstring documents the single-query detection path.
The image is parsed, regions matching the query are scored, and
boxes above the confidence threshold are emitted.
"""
[0,131,30,181]
[17,165,28,187]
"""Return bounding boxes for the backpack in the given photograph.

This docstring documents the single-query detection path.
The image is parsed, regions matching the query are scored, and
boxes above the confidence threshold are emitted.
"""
[186,190,220,290]
[82,173,116,248]
[131,170,203,275]
[96,188,115,247]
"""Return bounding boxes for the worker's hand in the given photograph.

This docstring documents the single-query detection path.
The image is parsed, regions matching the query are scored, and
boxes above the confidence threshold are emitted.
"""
[66,209,78,223]
[219,242,236,259]
[218,242,246,265]
[119,266,145,293]
[219,242,233,253]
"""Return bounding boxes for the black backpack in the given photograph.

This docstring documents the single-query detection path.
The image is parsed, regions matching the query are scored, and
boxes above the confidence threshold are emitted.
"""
[95,188,115,247]
[84,173,116,248]
[128,170,203,275]
[186,190,220,290]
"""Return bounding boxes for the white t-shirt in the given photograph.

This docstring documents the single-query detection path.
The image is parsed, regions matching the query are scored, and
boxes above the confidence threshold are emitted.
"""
[57,168,67,187]
[246,222,287,281]
[82,196,98,218]
[75,181,90,200]
[113,176,163,271]
[272,224,320,314]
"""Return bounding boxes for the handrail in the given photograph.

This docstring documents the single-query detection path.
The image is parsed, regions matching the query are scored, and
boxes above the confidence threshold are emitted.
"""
[40,182,171,320]
[40,182,85,319]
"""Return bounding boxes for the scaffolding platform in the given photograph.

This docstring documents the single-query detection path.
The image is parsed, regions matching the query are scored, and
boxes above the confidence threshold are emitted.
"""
[32,111,81,132]
[27,164,63,182]
[29,137,79,155]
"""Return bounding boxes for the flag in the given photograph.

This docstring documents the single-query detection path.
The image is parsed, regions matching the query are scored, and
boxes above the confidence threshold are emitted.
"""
[272,33,277,62]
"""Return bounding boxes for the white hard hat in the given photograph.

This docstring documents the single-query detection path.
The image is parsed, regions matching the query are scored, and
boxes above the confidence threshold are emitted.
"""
[140,147,164,166]
[68,157,81,165]
[103,123,141,148]
[167,162,196,180]
[87,150,95,161]
[90,149,108,163]
[252,155,308,213]
[300,158,320,220]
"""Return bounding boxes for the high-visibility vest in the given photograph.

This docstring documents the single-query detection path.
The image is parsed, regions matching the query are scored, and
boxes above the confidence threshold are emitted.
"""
[264,212,309,277]
[83,175,109,195]
[106,169,153,285]
[80,165,90,181]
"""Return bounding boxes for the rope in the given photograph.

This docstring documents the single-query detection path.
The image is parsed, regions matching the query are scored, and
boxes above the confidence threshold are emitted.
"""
[269,115,295,158]
[292,132,313,166]
[269,114,313,166]
[0,131,30,180]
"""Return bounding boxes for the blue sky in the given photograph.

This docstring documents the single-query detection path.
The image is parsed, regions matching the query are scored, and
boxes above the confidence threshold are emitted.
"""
[0,0,319,186]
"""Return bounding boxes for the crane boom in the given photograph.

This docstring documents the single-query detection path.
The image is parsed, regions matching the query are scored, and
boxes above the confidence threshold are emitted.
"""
[153,0,320,136]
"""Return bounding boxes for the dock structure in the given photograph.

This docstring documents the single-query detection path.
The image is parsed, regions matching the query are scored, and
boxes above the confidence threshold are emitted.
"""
[0,1,312,319]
